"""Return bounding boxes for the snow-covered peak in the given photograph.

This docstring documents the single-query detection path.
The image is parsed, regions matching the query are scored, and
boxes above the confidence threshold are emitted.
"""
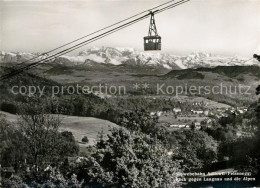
[1,48,259,70]
[0,51,49,64]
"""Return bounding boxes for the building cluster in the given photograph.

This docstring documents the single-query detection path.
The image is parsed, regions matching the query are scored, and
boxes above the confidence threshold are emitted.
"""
[152,104,250,131]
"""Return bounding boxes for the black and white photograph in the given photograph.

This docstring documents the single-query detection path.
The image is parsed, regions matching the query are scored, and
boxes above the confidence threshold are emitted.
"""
[0,0,260,187]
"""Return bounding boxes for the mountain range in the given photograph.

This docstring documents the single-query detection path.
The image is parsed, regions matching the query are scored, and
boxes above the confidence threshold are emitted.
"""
[1,47,259,70]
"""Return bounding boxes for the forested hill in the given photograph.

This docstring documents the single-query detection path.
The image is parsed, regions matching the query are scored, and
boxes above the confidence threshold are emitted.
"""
[164,66,260,79]
[0,68,112,120]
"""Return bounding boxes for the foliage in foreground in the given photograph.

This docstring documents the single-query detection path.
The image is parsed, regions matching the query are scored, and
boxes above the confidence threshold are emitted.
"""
[75,128,181,187]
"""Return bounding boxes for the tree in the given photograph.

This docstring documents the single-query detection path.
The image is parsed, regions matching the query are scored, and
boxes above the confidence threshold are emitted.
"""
[18,98,63,168]
[207,126,236,142]
[219,86,260,183]
[118,109,171,145]
[255,85,260,182]
[171,130,217,172]
[0,118,12,161]
[190,122,195,130]
[0,118,28,170]
[76,128,181,188]
[119,109,159,134]
[0,101,17,114]
[81,136,89,143]
[219,112,236,127]
[256,85,260,129]
[1,97,79,181]
[60,131,79,156]
[256,85,260,96]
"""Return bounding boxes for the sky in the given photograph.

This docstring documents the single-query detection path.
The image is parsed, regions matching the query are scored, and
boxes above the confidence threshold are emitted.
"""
[0,0,260,57]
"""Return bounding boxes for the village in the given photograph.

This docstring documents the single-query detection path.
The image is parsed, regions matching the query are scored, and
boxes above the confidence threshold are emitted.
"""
[149,96,251,137]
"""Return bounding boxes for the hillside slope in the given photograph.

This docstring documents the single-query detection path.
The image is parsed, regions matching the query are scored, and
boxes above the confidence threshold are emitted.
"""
[164,66,260,79]
[0,111,120,147]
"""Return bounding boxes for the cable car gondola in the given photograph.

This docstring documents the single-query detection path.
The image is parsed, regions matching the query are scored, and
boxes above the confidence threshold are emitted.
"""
[253,54,260,62]
[144,11,161,51]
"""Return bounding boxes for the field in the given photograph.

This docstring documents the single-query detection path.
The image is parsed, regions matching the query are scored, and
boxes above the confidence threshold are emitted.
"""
[0,111,120,151]
[58,115,119,145]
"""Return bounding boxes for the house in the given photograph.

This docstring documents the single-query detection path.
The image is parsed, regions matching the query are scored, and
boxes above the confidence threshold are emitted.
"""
[204,110,209,116]
[169,124,186,128]
[237,109,244,114]
[178,124,186,128]
[206,119,212,124]
[67,156,86,167]
[195,122,201,129]
[169,124,179,128]
[156,111,163,117]
[191,110,204,114]
[150,111,162,117]
[236,107,248,113]
[150,112,156,116]
[236,131,242,137]
[173,108,182,113]
[167,151,173,156]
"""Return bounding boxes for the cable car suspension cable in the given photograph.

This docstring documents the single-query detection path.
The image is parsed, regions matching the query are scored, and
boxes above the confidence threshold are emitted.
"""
[13,0,179,68]
[0,0,190,81]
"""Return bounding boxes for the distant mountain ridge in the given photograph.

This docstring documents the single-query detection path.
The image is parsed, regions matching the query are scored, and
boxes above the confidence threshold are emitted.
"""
[164,66,260,80]
[0,51,47,64]
[1,47,259,70]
